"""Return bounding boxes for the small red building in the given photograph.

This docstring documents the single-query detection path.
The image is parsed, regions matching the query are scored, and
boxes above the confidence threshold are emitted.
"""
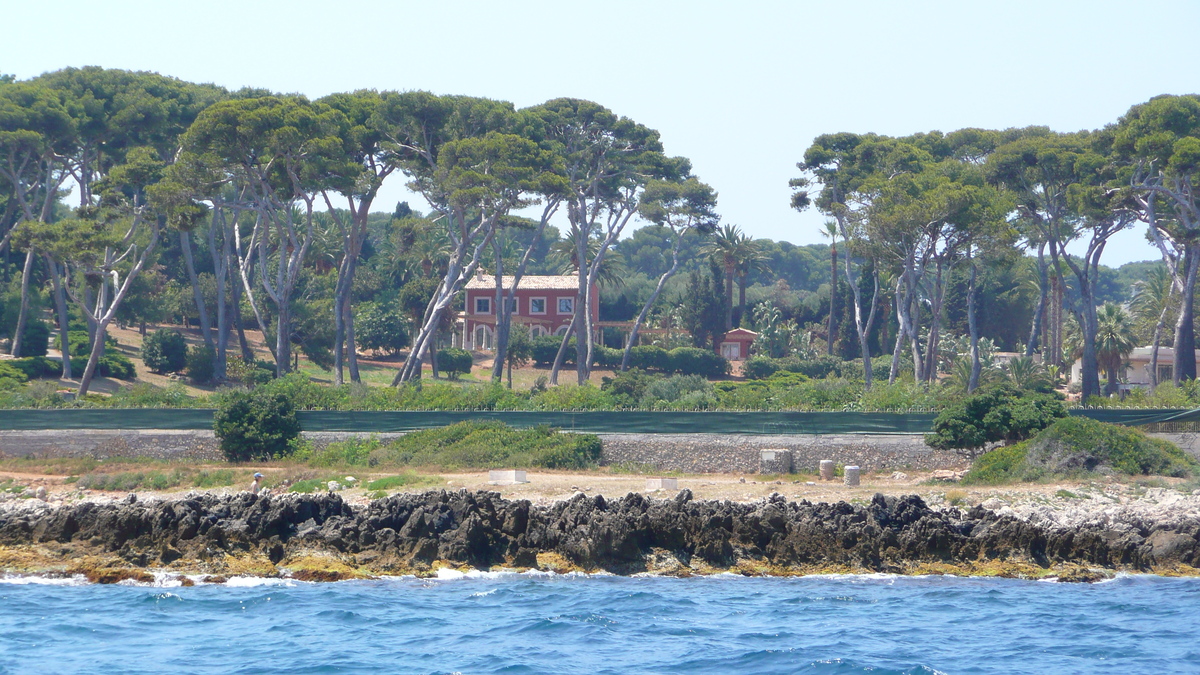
[717,328,758,361]
[462,274,599,350]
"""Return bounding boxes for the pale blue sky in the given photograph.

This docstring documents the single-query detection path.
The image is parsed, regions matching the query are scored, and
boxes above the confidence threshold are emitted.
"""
[4,0,1198,265]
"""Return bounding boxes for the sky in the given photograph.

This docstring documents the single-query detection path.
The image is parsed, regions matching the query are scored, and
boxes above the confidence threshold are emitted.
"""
[4,0,1199,267]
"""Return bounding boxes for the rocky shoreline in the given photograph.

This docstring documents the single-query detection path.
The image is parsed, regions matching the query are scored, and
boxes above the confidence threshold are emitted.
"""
[0,490,1197,583]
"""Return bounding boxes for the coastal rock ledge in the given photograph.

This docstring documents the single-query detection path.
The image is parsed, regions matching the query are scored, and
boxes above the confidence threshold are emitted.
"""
[1,491,1198,581]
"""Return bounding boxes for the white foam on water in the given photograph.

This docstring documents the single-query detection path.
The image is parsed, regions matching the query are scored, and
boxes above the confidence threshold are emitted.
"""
[224,576,296,587]
[0,574,87,586]
[469,588,498,597]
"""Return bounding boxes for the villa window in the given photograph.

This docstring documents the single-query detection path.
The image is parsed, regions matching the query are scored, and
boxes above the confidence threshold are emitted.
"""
[557,297,574,314]
[474,297,491,314]
[529,297,547,315]
[1158,364,1174,383]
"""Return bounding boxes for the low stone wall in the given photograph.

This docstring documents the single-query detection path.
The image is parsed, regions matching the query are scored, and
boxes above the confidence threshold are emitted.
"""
[598,433,965,474]
[0,429,965,473]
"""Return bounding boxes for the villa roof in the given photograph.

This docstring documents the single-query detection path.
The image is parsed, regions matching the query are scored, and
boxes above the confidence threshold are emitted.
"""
[465,274,580,291]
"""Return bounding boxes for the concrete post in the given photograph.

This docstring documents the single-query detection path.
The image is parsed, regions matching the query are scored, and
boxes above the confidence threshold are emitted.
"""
[844,465,860,487]
[819,460,835,481]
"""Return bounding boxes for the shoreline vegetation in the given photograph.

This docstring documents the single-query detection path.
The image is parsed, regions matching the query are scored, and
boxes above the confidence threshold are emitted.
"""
[1,488,1197,585]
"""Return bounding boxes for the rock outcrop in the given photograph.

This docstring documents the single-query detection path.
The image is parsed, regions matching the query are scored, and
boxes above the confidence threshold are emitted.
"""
[1,490,1197,577]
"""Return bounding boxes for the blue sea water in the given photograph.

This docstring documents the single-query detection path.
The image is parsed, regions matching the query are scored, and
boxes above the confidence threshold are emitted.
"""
[0,572,1197,675]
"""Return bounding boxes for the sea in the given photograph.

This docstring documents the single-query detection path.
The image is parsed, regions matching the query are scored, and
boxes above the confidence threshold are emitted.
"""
[0,571,1197,674]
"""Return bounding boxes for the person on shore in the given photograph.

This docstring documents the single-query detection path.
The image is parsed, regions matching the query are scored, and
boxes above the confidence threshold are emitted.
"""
[250,473,265,495]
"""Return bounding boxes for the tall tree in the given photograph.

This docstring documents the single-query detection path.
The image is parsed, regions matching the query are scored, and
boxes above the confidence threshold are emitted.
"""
[1110,94,1200,384]
[987,130,1128,401]
[526,99,674,385]
[178,95,351,376]
[819,220,839,354]
[621,175,718,370]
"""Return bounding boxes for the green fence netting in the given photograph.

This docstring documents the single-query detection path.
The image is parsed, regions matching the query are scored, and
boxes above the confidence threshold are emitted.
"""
[2,407,1199,434]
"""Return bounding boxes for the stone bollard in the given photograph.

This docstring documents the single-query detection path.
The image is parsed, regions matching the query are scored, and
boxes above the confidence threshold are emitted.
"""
[819,460,835,481]
[844,465,860,487]
[759,448,794,474]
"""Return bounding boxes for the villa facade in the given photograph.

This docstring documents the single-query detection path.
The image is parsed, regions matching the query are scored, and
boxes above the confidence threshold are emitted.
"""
[461,274,599,350]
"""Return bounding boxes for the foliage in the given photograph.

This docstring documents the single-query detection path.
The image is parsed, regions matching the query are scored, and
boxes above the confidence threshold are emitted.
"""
[628,345,671,371]
[667,347,729,377]
[16,320,50,357]
[438,348,474,380]
[355,301,409,354]
[104,383,199,408]
[307,422,601,470]
[963,417,1198,484]
[212,388,302,462]
[141,329,188,374]
[925,384,1067,459]
[7,356,61,380]
[186,345,216,384]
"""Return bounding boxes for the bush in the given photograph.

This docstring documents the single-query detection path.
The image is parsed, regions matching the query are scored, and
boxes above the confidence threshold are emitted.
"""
[8,356,61,380]
[962,417,1199,484]
[16,320,50,357]
[213,388,302,462]
[601,368,658,406]
[355,302,408,354]
[628,345,670,372]
[925,384,1067,459]
[368,421,601,469]
[667,347,729,377]
[67,352,136,380]
[0,362,29,384]
[187,345,216,384]
[641,374,715,409]
[531,336,562,366]
[742,356,782,379]
[142,329,188,373]
[226,355,275,386]
[593,345,622,369]
[438,348,474,379]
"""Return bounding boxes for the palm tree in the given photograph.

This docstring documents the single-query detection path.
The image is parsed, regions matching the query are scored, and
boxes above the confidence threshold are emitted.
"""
[1130,266,1176,387]
[1094,303,1137,397]
[1004,355,1049,391]
[701,224,742,329]
[549,231,627,289]
[820,221,839,355]
[732,232,769,326]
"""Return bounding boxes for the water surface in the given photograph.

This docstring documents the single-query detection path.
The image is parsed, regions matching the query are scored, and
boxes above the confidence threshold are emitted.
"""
[1,572,1196,674]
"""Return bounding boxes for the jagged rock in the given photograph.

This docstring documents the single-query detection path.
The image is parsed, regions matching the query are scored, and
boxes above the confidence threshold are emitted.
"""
[0,491,1196,574]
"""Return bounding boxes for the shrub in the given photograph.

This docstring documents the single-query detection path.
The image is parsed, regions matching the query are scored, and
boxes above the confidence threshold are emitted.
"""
[962,417,1199,484]
[438,348,474,379]
[532,336,567,366]
[593,345,622,369]
[213,388,302,462]
[355,302,408,354]
[0,362,29,384]
[668,347,729,377]
[225,355,275,386]
[106,383,198,408]
[925,384,1066,459]
[742,356,782,380]
[601,368,658,406]
[628,345,670,372]
[186,345,216,384]
[1024,417,1197,478]
[69,353,136,380]
[8,356,61,380]
[642,374,714,408]
[142,329,188,373]
[372,421,601,469]
[17,320,50,357]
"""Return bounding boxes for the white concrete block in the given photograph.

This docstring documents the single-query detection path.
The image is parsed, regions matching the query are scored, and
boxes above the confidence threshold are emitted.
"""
[488,470,528,485]
[819,460,835,481]
[844,465,861,487]
[646,477,678,491]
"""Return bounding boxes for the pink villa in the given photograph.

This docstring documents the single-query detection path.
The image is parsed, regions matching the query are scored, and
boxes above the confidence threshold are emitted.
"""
[462,274,599,350]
